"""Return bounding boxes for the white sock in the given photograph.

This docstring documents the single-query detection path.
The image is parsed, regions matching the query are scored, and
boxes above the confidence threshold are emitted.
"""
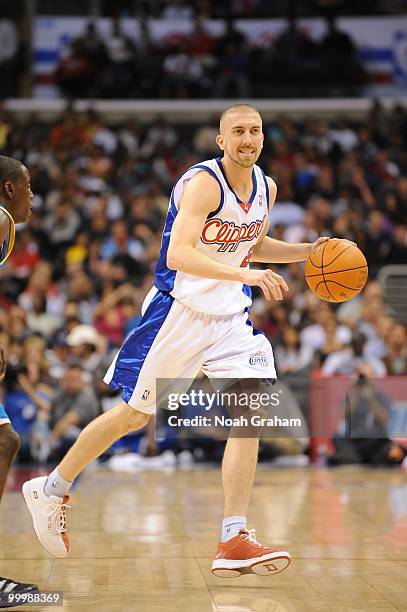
[44,467,72,499]
[221,515,247,543]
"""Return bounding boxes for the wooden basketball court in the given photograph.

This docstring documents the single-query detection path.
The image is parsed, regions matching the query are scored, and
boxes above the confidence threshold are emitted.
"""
[1,465,406,611]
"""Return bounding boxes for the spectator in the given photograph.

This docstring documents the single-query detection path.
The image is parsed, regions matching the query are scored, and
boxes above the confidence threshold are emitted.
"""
[55,40,95,99]
[30,365,99,462]
[213,20,251,98]
[383,324,407,375]
[328,372,406,466]
[321,16,366,95]
[103,19,137,98]
[322,332,387,377]
[0,18,18,98]
[275,326,313,374]
[65,324,105,374]
[161,0,195,19]
[300,303,351,353]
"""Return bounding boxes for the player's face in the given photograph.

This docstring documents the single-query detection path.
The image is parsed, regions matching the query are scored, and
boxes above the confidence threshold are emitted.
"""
[217,111,264,168]
[12,167,33,223]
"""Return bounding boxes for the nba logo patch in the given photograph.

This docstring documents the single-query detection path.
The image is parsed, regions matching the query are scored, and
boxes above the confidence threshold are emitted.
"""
[142,389,150,400]
[259,194,263,208]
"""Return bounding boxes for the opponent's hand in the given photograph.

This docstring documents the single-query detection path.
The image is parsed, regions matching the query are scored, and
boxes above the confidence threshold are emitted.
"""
[240,268,289,301]
[0,348,7,382]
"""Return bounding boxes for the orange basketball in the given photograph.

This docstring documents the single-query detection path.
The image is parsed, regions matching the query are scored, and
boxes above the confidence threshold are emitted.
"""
[305,239,368,302]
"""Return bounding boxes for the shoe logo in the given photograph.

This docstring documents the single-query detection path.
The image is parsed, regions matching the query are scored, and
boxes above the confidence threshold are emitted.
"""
[226,526,231,533]
[51,480,58,488]
[264,563,278,572]
[142,389,150,400]
[33,490,38,499]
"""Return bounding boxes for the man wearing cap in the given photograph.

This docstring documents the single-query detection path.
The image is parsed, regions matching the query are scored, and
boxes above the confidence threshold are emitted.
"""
[66,325,104,374]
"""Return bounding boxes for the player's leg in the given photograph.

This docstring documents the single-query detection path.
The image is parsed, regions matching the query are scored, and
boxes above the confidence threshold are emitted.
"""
[22,401,149,558]
[23,294,206,558]
[203,311,291,577]
[221,380,261,519]
[57,401,149,483]
[0,418,39,604]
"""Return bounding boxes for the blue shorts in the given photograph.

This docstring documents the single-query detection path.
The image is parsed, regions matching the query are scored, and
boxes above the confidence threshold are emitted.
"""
[0,403,10,425]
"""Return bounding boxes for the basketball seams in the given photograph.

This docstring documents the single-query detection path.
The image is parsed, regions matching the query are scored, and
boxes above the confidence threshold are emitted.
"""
[305,265,368,278]
[325,280,366,291]
[307,254,322,268]
[321,240,335,300]
[322,243,354,269]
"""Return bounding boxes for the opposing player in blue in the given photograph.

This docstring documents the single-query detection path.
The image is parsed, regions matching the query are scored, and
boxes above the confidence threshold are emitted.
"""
[0,155,39,605]
[23,105,330,576]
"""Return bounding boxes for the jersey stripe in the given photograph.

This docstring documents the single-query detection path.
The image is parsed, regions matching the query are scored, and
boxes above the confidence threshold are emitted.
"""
[260,169,270,211]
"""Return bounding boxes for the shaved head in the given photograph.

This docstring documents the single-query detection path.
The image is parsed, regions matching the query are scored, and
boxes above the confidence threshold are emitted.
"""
[219,104,262,133]
[216,104,264,168]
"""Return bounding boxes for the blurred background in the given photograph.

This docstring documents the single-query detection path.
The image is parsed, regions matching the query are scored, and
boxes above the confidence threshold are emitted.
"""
[0,0,406,471]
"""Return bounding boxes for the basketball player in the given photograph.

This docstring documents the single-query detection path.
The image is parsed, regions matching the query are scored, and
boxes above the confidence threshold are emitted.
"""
[0,156,39,604]
[23,105,331,577]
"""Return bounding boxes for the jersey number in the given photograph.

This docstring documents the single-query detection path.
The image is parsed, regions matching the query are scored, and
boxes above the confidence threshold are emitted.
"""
[240,246,255,268]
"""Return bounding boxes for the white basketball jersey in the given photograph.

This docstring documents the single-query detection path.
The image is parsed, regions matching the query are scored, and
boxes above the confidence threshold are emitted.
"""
[154,157,270,315]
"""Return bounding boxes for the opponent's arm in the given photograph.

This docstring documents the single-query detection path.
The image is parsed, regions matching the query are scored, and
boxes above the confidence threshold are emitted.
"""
[167,171,288,301]
[251,177,330,263]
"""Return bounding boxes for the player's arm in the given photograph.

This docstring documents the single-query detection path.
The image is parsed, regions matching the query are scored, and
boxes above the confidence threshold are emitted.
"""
[251,177,330,263]
[167,171,288,301]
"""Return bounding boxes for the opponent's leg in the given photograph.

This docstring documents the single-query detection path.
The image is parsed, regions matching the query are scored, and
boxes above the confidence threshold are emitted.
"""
[22,402,149,558]
[0,424,20,501]
[0,423,39,604]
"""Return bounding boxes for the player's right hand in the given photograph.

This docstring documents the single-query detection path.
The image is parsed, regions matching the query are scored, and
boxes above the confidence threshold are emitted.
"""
[240,269,289,301]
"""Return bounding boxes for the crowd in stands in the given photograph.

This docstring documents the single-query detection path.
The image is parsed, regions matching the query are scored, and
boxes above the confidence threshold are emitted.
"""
[55,16,365,100]
[0,100,406,466]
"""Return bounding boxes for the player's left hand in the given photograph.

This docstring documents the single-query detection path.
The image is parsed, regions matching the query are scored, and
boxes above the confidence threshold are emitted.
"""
[308,237,357,256]
[0,348,7,382]
[307,236,330,256]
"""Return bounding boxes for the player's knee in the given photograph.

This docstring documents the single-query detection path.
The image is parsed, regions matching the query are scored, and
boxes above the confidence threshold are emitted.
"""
[128,410,150,432]
[0,425,20,461]
[116,402,150,433]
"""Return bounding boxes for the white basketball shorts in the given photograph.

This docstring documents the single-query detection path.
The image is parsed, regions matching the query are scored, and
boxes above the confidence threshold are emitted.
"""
[103,287,277,414]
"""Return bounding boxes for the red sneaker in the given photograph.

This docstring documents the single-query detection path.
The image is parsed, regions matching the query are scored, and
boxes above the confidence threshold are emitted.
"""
[211,529,291,578]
